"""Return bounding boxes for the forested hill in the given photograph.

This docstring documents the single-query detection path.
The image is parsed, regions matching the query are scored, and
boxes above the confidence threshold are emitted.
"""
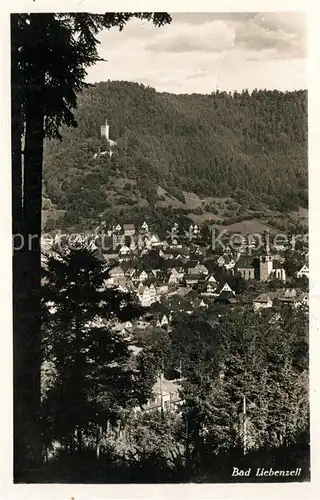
[43,81,307,229]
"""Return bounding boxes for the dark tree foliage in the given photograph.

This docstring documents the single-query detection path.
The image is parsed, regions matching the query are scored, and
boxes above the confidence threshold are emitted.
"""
[41,244,148,455]
[37,302,308,482]
[175,307,309,474]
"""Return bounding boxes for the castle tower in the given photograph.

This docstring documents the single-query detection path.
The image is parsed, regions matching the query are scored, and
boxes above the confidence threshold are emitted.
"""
[100,119,110,141]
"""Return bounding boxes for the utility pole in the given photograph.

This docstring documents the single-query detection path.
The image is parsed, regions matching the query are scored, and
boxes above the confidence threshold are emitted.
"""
[216,71,220,92]
[243,394,247,456]
[159,371,165,420]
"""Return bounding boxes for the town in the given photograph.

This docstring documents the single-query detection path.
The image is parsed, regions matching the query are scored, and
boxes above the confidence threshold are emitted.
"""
[43,219,309,415]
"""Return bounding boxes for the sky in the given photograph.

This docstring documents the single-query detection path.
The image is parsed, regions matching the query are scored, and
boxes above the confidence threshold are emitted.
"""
[86,12,307,94]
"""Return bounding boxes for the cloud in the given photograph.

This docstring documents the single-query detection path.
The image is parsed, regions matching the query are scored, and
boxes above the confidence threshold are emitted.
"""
[187,69,211,80]
[235,12,306,58]
[146,20,236,53]
[147,12,306,60]
[172,13,256,24]
[96,13,306,60]
[87,12,307,94]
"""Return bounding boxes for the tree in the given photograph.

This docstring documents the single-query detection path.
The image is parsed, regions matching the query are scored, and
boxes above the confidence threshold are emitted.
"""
[117,410,185,482]
[170,318,222,377]
[178,307,309,473]
[41,243,145,457]
[11,12,172,477]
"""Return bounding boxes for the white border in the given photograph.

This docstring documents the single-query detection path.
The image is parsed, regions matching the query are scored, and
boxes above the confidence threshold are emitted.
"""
[1,1,319,499]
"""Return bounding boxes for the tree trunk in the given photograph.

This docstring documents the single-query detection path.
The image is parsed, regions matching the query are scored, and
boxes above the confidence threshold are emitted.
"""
[11,21,27,480]
[76,427,83,451]
[96,425,102,460]
[13,16,45,476]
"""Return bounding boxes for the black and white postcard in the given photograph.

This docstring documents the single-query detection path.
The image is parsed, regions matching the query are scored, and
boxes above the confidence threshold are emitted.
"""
[1,1,319,499]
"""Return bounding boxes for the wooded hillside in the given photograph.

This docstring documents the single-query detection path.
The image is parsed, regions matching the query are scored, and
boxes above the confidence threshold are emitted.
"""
[43,82,307,229]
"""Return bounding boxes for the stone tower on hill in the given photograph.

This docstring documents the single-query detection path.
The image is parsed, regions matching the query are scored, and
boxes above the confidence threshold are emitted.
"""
[100,119,110,141]
[100,119,117,157]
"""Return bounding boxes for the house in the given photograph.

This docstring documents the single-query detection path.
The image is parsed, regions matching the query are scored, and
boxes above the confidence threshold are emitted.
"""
[140,248,150,256]
[103,249,118,262]
[113,233,125,248]
[187,267,200,275]
[133,270,149,283]
[205,274,217,285]
[124,268,135,279]
[192,224,200,235]
[195,263,209,275]
[253,293,273,311]
[218,282,235,294]
[151,269,161,278]
[168,269,183,285]
[136,285,149,306]
[140,270,152,282]
[297,293,309,308]
[188,260,201,270]
[158,284,169,295]
[120,281,135,294]
[221,254,235,271]
[199,299,208,308]
[161,241,170,251]
[270,261,286,281]
[275,288,308,308]
[201,282,217,297]
[185,274,203,286]
[193,298,209,309]
[189,253,205,263]
[217,256,226,267]
[137,283,158,307]
[215,291,237,305]
[137,234,145,250]
[123,224,136,236]
[148,283,157,301]
[140,375,181,413]
[160,314,169,327]
[225,259,236,271]
[120,328,132,340]
[160,250,174,260]
[174,246,190,260]
[118,245,133,262]
[190,246,204,256]
[296,264,309,279]
[108,266,125,283]
[237,257,257,280]
[170,238,182,248]
[118,244,131,256]
[214,283,236,304]
[149,234,162,247]
[140,221,149,233]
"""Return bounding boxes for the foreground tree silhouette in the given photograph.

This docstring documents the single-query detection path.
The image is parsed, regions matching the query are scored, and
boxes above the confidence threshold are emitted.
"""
[11,12,172,478]
[41,243,146,460]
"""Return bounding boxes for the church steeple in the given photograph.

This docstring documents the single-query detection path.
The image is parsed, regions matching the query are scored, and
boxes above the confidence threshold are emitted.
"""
[264,229,270,255]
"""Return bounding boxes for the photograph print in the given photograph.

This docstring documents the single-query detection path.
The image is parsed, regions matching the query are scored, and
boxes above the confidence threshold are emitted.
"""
[11,10,309,485]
